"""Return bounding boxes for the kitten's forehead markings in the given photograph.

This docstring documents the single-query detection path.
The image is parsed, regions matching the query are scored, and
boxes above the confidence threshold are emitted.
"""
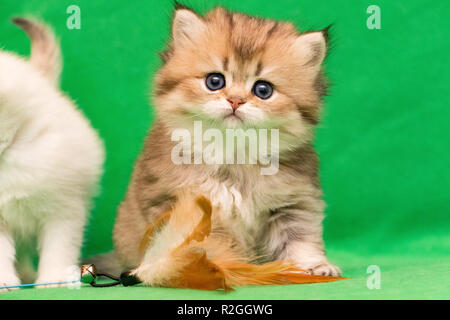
[255,61,263,77]
[223,56,229,72]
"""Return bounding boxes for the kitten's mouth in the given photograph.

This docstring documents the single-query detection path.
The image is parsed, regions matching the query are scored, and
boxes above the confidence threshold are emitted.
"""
[224,113,243,125]
[224,114,242,120]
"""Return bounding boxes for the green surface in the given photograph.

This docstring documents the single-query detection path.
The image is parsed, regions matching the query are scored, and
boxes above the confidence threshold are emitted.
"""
[0,0,449,299]
[2,252,449,300]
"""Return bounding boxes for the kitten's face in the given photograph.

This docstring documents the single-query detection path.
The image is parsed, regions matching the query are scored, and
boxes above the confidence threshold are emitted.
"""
[154,7,327,144]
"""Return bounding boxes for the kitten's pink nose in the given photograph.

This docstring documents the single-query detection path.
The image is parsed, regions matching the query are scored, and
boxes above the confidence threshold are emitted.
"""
[227,97,245,111]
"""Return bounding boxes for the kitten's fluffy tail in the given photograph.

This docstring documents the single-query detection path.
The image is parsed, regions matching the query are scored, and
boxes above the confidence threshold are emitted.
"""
[12,17,61,85]
[132,194,346,290]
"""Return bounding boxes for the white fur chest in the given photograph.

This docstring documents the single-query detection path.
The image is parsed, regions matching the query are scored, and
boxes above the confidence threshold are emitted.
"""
[195,175,258,250]
[190,166,293,248]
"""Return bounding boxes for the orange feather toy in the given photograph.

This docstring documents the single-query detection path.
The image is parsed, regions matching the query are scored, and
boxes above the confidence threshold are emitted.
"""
[131,193,346,290]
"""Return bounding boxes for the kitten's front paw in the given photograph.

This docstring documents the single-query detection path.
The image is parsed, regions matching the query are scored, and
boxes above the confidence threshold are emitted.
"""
[0,275,21,292]
[306,262,341,277]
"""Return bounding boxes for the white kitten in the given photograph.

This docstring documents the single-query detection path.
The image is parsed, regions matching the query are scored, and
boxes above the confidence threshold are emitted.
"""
[0,18,104,290]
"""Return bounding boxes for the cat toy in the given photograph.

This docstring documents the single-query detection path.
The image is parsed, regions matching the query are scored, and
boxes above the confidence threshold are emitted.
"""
[0,264,140,290]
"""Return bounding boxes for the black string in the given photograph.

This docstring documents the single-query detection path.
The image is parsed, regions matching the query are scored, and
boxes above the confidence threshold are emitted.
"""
[89,272,121,287]
[88,269,141,287]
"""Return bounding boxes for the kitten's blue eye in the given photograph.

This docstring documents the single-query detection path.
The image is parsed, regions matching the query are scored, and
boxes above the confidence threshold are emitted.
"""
[252,80,273,99]
[205,73,225,91]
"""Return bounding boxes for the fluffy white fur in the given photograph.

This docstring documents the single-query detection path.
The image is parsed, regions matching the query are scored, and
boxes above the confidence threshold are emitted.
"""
[0,19,104,290]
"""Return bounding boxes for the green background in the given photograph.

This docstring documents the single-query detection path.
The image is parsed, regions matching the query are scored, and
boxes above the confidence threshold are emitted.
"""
[0,0,449,299]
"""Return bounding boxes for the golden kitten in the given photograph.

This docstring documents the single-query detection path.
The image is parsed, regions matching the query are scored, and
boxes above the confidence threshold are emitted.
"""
[109,4,340,281]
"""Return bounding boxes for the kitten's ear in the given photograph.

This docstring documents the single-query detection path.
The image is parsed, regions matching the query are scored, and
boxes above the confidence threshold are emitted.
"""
[171,7,206,47]
[293,31,328,71]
